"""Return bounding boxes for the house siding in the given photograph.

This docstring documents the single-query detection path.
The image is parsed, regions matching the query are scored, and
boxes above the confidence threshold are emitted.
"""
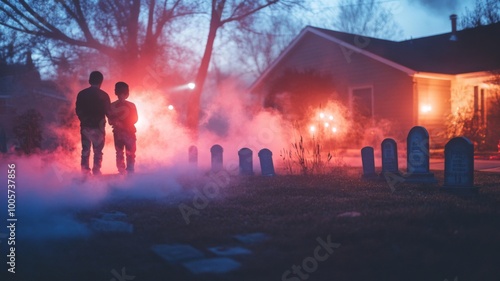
[257,33,415,140]
[415,77,452,146]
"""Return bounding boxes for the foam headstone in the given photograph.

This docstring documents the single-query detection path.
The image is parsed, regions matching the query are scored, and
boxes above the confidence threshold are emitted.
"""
[238,148,253,175]
[361,146,377,179]
[258,148,275,176]
[188,145,198,166]
[210,144,223,172]
[405,126,437,183]
[380,138,400,177]
[442,137,477,194]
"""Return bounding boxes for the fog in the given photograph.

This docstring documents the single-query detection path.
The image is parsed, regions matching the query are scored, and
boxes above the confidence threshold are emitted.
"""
[0,75,393,240]
[0,77,296,240]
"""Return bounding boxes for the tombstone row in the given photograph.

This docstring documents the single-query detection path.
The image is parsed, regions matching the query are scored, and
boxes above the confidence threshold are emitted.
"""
[188,145,275,176]
[361,126,477,193]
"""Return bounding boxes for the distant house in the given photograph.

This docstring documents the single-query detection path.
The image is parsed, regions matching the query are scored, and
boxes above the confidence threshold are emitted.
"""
[250,15,500,147]
[0,55,70,152]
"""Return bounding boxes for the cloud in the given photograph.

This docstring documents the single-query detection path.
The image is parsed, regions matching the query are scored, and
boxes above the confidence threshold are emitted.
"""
[409,0,461,15]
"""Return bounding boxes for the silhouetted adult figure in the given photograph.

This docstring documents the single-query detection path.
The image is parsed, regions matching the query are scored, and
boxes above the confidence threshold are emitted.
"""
[76,71,111,176]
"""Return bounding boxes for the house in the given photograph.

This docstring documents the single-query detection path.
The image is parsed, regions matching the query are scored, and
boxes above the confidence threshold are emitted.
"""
[250,15,500,148]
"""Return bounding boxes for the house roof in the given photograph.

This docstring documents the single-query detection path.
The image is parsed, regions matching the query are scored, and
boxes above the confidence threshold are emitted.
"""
[311,22,500,75]
[251,22,500,90]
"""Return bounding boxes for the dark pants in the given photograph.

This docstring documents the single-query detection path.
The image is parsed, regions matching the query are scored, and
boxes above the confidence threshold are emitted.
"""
[81,127,105,174]
[114,130,136,173]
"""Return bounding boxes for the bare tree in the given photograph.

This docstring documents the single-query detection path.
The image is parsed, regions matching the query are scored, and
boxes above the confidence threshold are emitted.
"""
[1,0,304,137]
[0,0,197,83]
[185,0,303,136]
[459,0,500,29]
[330,0,403,40]
[228,9,303,78]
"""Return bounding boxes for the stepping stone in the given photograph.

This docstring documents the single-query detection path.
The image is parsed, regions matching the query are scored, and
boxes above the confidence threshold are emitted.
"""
[152,244,205,263]
[233,232,270,244]
[183,257,241,274]
[89,218,133,233]
[208,246,252,256]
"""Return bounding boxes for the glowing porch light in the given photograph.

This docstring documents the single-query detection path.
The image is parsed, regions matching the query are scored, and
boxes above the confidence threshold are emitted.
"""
[332,127,337,133]
[421,104,432,113]
[168,104,174,111]
[187,82,196,90]
[310,125,316,132]
[319,112,325,119]
[324,122,329,128]
[329,115,333,121]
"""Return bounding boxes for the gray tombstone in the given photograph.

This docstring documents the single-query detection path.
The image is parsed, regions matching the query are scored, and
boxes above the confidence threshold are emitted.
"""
[238,148,254,175]
[188,145,198,166]
[380,138,400,177]
[210,144,223,172]
[405,126,437,183]
[361,146,377,179]
[442,137,477,194]
[258,148,275,176]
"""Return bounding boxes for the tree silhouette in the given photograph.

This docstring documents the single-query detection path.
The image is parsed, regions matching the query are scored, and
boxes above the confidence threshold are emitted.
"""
[460,0,500,28]
[0,0,303,138]
[0,0,197,82]
[185,0,301,137]
[13,108,43,154]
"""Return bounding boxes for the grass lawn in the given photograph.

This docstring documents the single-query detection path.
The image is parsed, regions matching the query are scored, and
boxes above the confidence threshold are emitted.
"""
[7,168,500,281]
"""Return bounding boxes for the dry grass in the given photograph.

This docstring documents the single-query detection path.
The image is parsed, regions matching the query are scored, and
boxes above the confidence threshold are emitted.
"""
[9,169,500,281]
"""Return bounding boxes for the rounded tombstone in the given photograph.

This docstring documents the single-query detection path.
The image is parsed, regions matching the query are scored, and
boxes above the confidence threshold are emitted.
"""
[444,136,474,188]
[210,144,223,172]
[258,148,275,176]
[407,126,430,174]
[381,138,399,175]
[361,146,376,178]
[238,148,253,175]
[188,145,198,165]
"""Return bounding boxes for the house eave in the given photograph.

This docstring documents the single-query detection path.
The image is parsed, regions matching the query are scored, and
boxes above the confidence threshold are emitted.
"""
[413,72,455,80]
[307,28,417,76]
[249,26,418,92]
[455,71,499,79]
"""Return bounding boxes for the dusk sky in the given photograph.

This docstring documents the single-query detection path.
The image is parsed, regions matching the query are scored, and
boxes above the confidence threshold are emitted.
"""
[309,0,477,40]
[395,0,476,38]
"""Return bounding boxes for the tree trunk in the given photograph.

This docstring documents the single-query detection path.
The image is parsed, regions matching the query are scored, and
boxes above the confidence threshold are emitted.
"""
[186,16,220,139]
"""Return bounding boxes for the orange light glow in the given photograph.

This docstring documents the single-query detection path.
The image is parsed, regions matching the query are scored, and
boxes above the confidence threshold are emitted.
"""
[421,104,432,113]
[129,91,177,133]
[305,101,351,138]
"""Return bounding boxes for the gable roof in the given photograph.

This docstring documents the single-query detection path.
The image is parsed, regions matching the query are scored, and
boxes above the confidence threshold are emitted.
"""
[251,22,500,90]
[314,22,500,74]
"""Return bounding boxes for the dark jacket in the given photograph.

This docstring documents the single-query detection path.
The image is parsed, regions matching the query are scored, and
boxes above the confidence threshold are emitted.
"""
[109,99,138,134]
[75,86,111,128]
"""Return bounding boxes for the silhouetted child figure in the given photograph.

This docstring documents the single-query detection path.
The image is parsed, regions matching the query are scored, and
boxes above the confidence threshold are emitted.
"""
[109,82,138,174]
